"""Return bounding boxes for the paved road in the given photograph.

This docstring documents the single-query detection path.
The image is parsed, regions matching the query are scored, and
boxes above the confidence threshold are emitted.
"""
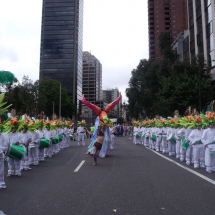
[1,136,215,215]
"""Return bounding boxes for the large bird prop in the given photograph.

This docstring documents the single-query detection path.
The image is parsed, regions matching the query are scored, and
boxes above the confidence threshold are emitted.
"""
[82,92,122,123]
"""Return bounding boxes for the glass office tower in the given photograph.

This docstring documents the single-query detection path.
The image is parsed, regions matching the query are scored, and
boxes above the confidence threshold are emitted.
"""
[39,0,83,113]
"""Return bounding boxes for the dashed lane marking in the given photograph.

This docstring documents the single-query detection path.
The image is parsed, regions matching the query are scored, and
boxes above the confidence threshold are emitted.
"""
[74,160,85,172]
[146,147,215,186]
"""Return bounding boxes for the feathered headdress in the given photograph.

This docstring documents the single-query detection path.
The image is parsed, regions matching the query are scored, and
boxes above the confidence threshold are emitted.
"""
[78,120,86,126]
[132,120,139,126]
[82,92,122,123]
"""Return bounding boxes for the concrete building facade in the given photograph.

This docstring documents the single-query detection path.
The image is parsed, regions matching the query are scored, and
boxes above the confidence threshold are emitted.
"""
[102,88,122,118]
[148,0,188,60]
[82,51,102,103]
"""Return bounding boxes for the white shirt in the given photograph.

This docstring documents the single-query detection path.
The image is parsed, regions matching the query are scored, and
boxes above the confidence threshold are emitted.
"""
[77,126,85,135]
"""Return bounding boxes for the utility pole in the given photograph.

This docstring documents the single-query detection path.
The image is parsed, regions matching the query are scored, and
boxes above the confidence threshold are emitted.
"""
[59,83,61,119]
[198,70,201,113]
[52,101,54,120]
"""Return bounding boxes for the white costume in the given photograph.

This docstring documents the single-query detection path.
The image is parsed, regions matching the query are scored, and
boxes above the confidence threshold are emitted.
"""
[19,131,32,170]
[161,127,168,153]
[167,127,176,156]
[189,129,204,168]
[7,132,21,176]
[77,126,85,146]
[36,129,45,161]
[0,133,7,188]
[201,127,215,172]
[43,129,53,158]
[155,127,162,152]
[29,130,40,165]
[184,128,193,164]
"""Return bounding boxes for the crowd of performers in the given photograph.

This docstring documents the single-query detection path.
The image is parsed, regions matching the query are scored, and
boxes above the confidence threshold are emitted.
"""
[0,118,74,189]
[132,112,215,173]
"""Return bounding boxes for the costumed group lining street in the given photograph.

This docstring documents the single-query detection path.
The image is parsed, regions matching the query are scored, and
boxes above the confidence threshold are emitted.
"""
[0,92,122,189]
[132,111,215,173]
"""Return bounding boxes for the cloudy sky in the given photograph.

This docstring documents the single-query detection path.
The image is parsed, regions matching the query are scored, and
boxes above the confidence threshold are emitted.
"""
[0,0,148,102]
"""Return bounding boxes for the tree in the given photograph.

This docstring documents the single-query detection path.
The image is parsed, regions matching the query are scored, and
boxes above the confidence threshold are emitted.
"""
[126,33,214,118]
[38,77,76,118]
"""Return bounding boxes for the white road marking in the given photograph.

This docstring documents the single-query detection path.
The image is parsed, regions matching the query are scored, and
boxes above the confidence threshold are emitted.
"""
[146,147,215,186]
[74,160,85,172]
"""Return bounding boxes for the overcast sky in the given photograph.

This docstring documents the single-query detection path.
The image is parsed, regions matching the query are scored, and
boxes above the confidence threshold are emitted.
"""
[0,0,148,102]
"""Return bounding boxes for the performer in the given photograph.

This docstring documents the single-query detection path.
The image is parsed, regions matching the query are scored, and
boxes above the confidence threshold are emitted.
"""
[188,117,204,168]
[0,131,7,188]
[77,120,86,146]
[19,122,32,171]
[43,121,54,158]
[82,92,122,164]
[5,118,22,176]
[161,119,168,153]
[36,120,45,162]
[92,122,106,165]
[110,124,116,149]
[201,113,215,173]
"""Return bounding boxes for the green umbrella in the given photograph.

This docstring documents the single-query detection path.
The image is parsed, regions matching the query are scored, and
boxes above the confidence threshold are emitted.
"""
[0,70,15,84]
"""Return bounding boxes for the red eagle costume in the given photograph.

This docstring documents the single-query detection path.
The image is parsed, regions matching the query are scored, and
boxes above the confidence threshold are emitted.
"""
[81,92,122,122]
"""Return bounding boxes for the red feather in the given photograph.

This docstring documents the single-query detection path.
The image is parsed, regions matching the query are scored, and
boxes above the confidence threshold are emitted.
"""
[105,92,122,114]
[82,95,101,116]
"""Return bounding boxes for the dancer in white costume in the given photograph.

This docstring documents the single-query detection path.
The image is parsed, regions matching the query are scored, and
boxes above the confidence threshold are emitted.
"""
[77,120,86,146]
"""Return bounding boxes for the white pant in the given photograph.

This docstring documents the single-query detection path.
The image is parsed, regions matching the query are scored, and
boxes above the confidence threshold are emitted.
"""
[162,138,168,153]
[78,134,85,145]
[38,148,45,161]
[144,137,149,147]
[133,136,136,144]
[180,147,186,161]
[193,145,205,168]
[29,148,39,165]
[21,146,30,170]
[168,141,176,156]
[65,135,70,147]
[155,136,162,151]
[205,147,215,172]
[186,145,193,165]
[8,157,21,175]
[0,158,6,188]
[111,134,115,149]
[176,140,181,159]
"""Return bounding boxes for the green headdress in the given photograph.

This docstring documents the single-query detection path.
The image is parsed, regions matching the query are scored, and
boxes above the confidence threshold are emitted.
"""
[78,120,86,126]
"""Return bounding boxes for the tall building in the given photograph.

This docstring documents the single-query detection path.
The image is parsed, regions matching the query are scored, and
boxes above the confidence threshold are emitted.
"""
[39,0,84,112]
[82,51,102,103]
[186,0,215,79]
[148,0,188,60]
[102,88,122,117]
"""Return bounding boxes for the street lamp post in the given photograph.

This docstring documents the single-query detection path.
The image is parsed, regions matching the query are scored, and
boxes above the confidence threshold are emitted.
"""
[59,83,61,119]
[198,70,201,113]
[52,101,54,120]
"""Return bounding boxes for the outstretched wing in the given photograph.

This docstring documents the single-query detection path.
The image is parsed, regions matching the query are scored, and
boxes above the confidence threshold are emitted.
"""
[82,95,101,116]
[105,92,122,114]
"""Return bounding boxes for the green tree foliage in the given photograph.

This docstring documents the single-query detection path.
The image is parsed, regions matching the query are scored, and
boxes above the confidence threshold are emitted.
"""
[126,33,214,119]
[5,76,76,118]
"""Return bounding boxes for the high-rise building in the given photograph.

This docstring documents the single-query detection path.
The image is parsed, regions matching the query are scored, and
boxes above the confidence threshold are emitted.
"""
[102,88,122,117]
[39,0,84,112]
[186,0,215,79]
[148,0,188,60]
[82,51,102,103]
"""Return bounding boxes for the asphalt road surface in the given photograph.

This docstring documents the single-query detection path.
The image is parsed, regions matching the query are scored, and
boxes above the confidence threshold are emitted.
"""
[1,136,215,215]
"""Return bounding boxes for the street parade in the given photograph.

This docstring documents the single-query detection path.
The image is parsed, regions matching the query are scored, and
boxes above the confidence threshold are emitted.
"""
[131,109,215,173]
